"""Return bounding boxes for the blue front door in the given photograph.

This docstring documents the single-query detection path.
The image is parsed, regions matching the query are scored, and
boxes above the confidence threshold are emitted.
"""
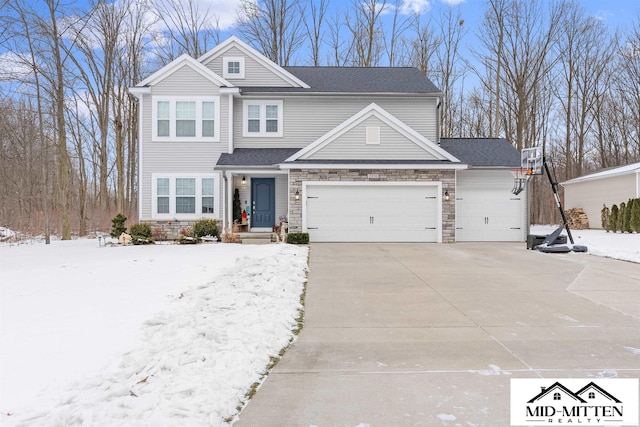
[251,178,275,228]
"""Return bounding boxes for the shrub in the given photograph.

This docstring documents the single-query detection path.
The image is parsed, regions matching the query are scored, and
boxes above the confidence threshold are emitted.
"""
[624,198,635,233]
[130,223,153,245]
[110,213,127,238]
[617,202,626,233]
[609,204,619,233]
[286,232,309,244]
[631,198,640,233]
[193,218,219,239]
[601,204,610,232]
[151,227,168,241]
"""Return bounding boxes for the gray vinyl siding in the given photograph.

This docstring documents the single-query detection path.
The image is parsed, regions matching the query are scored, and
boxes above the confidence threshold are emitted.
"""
[138,65,230,220]
[275,174,288,221]
[203,46,294,87]
[304,116,439,160]
[564,174,638,229]
[153,65,221,95]
[233,95,438,149]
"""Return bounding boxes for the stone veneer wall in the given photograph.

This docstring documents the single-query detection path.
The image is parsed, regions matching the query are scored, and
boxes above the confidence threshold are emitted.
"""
[142,220,196,240]
[288,169,456,243]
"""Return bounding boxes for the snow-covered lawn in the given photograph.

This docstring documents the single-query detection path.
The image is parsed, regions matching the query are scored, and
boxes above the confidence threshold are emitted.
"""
[530,225,640,263]
[0,239,308,426]
[0,227,636,426]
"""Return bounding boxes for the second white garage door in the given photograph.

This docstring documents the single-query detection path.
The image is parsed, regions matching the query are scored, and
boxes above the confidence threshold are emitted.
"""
[456,170,526,241]
[304,183,440,242]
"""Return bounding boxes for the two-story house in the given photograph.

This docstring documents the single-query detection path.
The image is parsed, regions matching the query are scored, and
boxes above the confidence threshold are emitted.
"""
[129,36,526,243]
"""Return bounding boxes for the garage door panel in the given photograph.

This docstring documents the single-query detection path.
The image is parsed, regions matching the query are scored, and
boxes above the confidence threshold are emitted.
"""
[305,184,439,243]
[456,170,525,242]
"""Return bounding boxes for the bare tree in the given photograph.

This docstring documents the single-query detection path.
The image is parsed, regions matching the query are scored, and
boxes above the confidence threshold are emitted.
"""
[326,10,350,66]
[405,13,439,75]
[237,0,306,66]
[303,0,328,66]
[344,0,387,66]
[474,0,564,151]
[46,0,73,240]
[554,1,616,179]
[614,14,640,163]
[385,0,411,66]
[152,0,219,64]
[434,7,467,137]
[66,1,127,211]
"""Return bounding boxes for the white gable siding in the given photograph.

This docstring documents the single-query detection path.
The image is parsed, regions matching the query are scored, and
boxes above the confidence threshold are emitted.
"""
[233,96,438,149]
[152,64,221,95]
[204,46,293,87]
[304,116,438,160]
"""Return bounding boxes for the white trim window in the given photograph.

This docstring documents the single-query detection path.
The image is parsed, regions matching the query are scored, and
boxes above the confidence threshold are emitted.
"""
[223,57,245,79]
[242,100,283,137]
[152,174,220,218]
[152,97,220,142]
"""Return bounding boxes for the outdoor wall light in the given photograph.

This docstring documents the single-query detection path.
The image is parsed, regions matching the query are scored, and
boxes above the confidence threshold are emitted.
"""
[241,176,246,186]
[444,190,450,201]
[295,190,300,200]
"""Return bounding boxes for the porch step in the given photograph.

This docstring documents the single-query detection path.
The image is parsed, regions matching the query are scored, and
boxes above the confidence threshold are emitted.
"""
[236,232,277,244]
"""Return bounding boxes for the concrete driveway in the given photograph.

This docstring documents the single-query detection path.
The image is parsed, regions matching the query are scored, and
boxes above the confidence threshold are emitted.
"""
[235,243,640,426]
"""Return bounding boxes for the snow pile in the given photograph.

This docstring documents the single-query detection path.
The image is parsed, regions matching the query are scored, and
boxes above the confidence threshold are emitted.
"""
[0,241,308,426]
[531,225,640,263]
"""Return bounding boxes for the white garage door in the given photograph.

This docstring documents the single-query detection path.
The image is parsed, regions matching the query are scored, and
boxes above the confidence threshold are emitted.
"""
[304,184,440,242]
[456,170,525,242]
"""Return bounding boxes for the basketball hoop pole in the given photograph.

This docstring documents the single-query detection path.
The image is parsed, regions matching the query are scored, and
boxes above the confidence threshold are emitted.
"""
[542,155,575,245]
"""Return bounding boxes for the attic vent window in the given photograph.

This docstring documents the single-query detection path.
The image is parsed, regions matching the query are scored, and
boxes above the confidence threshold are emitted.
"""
[223,57,245,79]
[366,126,380,145]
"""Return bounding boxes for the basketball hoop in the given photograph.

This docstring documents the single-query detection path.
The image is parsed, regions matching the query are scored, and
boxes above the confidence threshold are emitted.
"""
[511,168,531,195]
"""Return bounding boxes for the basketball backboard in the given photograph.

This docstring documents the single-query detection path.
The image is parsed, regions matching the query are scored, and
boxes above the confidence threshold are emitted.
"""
[521,146,543,175]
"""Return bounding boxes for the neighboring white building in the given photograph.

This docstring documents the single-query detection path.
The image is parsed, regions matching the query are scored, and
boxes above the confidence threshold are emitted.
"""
[129,36,526,242]
[562,162,640,228]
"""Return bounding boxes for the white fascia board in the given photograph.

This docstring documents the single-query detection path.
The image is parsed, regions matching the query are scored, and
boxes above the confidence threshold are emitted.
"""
[285,103,460,163]
[279,163,469,170]
[220,87,241,96]
[198,36,310,89]
[128,87,151,98]
[561,162,640,185]
[215,166,289,175]
[137,54,233,88]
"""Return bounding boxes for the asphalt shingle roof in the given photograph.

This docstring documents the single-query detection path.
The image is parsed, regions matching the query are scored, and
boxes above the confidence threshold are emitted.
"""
[216,140,520,168]
[440,138,520,167]
[239,67,441,94]
[217,148,300,166]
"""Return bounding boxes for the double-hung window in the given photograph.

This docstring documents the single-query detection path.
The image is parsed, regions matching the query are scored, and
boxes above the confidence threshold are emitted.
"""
[153,97,220,141]
[176,178,196,213]
[243,100,283,137]
[157,178,170,214]
[201,178,215,213]
[153,174,219,218]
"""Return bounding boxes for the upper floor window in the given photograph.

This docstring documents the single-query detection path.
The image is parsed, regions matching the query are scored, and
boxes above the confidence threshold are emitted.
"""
[223,57,245,79]
[152,97,220,142]
[243,100,283,137]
